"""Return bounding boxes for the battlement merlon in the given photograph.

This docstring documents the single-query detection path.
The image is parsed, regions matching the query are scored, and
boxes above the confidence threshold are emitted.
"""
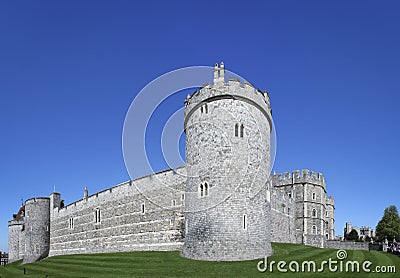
[184,63,272,130]
[272,169,326,189]
[326,195,335,206]
[8,219,24,227]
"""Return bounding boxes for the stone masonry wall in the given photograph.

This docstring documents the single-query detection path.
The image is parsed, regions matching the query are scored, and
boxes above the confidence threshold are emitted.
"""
[326,240,369,250]
[49,167,186,257]
[270,186,296,243]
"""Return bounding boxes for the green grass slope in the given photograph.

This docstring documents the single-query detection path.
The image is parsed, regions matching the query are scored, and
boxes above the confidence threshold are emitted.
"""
[0,243,399,277]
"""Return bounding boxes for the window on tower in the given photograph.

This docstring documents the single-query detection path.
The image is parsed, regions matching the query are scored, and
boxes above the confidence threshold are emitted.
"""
[240,124,244,138]
[235,123,239,137]
[199,182,209,198]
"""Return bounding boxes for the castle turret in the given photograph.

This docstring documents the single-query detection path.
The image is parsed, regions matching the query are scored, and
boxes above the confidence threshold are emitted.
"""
[23,197,50,264]
[83,187,88,199]
[182,63,273,261]
[8,205,26,262]
[8,219,24,262]
[326,196,335,240]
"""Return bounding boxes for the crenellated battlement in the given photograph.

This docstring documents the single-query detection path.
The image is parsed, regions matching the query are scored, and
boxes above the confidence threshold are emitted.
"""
[272,169,326,189]
[184,63,272,129]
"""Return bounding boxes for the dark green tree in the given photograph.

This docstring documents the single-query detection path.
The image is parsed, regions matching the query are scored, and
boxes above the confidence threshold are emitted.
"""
[376,205,400,242]
[365,235,372,242]
[346,229,359,241]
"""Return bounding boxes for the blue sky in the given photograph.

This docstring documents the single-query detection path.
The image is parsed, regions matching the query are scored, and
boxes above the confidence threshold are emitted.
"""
[1,1,400,251]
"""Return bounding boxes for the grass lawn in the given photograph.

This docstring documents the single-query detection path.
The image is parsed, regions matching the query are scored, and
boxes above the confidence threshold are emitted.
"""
[0,243,399,277]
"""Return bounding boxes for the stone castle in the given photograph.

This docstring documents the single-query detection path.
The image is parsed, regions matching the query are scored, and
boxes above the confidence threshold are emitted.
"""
[8,63,335,263]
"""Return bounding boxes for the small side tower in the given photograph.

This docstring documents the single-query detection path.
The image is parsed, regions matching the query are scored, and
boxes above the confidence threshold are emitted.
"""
[23,197,50,264]
[8,205,25,263]
[182,63,273,261]
[326,196,335,240]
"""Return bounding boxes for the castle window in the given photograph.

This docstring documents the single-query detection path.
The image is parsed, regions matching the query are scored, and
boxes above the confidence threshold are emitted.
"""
[288,192,292,198]
[141,203,145,214]
[235,123,239,137]
[69,218,74,229]
[95,209,101,223]
[172,200,176,206]
[240,124,244,138]
[312,192,316,200]
[200,104,208,114]
[326,211,328,217]
[199,183,209,197]
[181,194,185,201]
[312,209,317,218]
[312,225,317,235]
[287,208,290,214]
[243,214,247,230]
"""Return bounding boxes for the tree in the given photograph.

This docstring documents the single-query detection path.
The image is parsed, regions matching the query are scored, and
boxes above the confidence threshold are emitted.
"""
[346,229,359,241]
[376,205,400,242]
[365,235,372,242]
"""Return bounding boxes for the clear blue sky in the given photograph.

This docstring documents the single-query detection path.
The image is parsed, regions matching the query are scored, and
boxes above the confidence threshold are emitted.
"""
[1,1,399,251]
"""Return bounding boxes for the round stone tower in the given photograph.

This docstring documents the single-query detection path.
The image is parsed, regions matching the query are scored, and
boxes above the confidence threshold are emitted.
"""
[23,197,50,264]
[8,220,24,262]
[181,63,273,261]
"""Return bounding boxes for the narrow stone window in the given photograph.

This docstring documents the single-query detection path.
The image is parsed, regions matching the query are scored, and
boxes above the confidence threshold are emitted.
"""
[287,208,290,214]
[312,192,316,200]
[235,123,239,137]
[69,218,74,229]
[172,200,176,206]
[243,214,247,230]
[95,208,101,223]
[312,208,317,218]
[312,225,317,235]
[200,106,203,114]
[288,192,292,198]
[181,194,185,201]
[204,103,208,114]
[204,182,209,196]
[199,184,204,197]
[141,203,145,214]
[326,211,328,217]
[240,124,244,138]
